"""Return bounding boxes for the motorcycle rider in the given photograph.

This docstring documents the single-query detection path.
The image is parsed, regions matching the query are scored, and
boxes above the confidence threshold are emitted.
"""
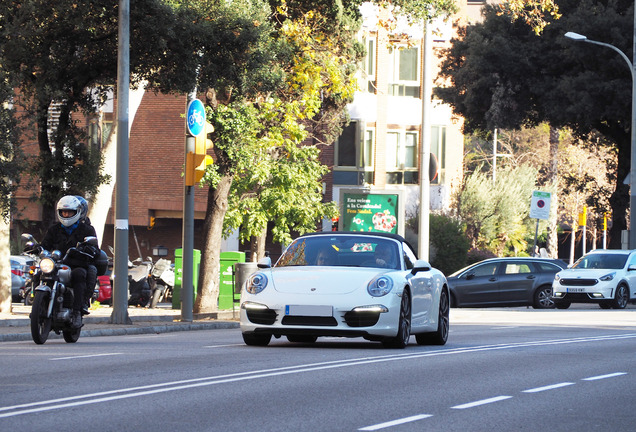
[41,195,98,328]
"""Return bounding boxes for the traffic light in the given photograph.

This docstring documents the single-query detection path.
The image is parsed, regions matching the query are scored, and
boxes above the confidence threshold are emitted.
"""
[185,120,214,186]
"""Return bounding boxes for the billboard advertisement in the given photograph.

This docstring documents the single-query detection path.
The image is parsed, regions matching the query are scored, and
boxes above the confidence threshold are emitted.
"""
[342,193,399,233]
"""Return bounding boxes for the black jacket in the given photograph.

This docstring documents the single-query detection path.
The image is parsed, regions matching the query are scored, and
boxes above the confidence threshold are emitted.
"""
[41,221,98,255]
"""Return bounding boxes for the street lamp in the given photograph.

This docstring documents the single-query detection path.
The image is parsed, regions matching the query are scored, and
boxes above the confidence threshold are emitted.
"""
[565,31,636,249]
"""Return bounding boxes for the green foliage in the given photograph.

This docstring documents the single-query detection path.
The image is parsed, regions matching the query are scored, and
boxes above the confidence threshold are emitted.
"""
[435,0,634,248]
[455,164,539,256]
[429,214,470,276]
[0,66,26,221]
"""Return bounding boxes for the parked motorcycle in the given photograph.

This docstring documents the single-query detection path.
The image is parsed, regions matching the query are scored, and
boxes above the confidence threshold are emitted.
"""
[127,258,153,307]
[148,258,174,308]
[22,233,108,344]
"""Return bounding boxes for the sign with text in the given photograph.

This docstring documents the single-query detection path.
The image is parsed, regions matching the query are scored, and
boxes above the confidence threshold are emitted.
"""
[343,193,399,233]
[529,191,551,220]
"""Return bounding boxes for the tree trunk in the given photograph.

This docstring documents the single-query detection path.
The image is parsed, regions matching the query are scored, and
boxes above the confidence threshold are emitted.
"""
[608,135,630,249]
[546,125,559,258]
[250,228,267,262]
[194,173,234,314]
[0,214,12,313]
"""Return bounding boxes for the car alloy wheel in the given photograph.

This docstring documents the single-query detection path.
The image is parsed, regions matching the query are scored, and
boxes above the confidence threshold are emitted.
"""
[612,285,629,309]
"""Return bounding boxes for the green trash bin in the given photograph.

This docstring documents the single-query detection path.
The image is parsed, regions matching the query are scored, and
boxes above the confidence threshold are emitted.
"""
[172,248,201,309]
[219,251,245,310]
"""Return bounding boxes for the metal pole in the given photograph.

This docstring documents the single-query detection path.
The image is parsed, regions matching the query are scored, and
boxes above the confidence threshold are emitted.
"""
[181,91,196,322]
[418,21,432,261]
[630,5,636,250]
[110,0,131,324]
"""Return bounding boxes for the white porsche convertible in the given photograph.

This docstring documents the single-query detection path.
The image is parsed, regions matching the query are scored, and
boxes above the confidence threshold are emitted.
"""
[239,232,449,348]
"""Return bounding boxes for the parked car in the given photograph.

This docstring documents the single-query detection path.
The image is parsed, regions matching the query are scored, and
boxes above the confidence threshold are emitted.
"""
[552,249,636,309]
[10,255,35,302]
[447,257,567,309]
[239,231,450,348]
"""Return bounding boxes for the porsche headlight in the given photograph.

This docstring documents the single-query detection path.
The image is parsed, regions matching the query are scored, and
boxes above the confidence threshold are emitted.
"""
[367,276,393,297]
[600,272,616,281]
[40,258,55,274]
[246,272,268,294]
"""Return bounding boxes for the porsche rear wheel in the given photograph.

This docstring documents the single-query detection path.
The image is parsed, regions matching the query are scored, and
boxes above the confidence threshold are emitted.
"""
[416,287,449,346]
[382,290,411,349]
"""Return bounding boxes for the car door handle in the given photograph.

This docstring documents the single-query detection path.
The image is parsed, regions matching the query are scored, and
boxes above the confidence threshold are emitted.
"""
[526,275,536,279]
[489,277,497,282]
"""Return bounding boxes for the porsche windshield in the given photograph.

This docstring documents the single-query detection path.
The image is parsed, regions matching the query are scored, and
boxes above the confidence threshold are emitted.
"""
[572,253,628,270]
[276,235,400,270]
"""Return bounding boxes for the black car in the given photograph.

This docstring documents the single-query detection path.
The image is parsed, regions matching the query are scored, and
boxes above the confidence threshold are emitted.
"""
[447,257,567,309]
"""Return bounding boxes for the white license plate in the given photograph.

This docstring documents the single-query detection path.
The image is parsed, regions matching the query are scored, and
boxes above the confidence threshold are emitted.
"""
[567,288,585,293]
[285,305,333,317]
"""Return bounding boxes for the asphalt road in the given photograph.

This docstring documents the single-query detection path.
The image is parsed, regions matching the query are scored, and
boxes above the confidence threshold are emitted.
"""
[1,306,635,431]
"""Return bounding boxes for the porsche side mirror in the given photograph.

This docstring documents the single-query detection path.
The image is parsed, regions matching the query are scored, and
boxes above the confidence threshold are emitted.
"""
[411,259,431,275]
[257,257,272,269]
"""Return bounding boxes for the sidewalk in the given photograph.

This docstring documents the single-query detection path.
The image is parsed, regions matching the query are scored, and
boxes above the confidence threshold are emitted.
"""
[0,303,240,342]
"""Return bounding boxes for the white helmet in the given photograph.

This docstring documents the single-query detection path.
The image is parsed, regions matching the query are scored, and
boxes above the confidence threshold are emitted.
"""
[56,195,82,227]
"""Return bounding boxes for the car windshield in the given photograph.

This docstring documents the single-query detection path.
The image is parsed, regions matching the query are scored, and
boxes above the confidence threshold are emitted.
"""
[572,253,628,270]
[276,235,400,270]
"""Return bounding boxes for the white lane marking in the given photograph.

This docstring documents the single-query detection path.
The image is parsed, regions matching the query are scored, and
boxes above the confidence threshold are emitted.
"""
[582,372,628,381]
[522,382,575,393]
[203,344,244,348]
[451,396,512,409]
[359,414,433,431]
[1,333,634,418]
[50,353,123,361]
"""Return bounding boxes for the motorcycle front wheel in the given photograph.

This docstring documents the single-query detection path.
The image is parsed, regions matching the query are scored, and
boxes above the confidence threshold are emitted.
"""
[30,291,52,344]
[63,327,81,343]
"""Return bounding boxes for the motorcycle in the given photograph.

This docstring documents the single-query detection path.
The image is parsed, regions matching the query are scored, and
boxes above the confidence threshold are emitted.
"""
[22,233,108,344]
[148,258,174,308]
[127,258,153,307]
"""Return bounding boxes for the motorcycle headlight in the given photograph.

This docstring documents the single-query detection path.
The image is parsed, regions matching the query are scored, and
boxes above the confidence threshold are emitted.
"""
[40,258,55,274]
[600,272,616,281]
[367,276,394,297]
[246,273,268,294]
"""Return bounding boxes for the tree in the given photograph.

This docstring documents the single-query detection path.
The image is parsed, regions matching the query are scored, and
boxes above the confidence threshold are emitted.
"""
[435,0,634,249]
[0,0,189,229]
[454,164,539,256]
[0,66,26,313]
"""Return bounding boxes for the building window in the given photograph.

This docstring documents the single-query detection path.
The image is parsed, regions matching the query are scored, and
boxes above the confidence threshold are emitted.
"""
[334,122,374,185]
[388,47,420,98]
[336,122,357,167]
[386,130,419,185]
[431,126,446,184]
[363,37,376,93]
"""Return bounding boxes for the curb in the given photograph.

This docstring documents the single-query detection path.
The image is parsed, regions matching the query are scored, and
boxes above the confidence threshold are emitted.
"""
[0,320,239,342]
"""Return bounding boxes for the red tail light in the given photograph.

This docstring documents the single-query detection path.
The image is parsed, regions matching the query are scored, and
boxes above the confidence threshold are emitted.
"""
[11,269,23,276]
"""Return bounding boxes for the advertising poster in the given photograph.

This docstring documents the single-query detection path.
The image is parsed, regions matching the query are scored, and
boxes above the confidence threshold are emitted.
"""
[343,193,399,233]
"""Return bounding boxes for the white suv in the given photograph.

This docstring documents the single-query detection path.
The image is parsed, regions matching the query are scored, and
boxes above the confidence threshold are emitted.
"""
[552,249,636,309]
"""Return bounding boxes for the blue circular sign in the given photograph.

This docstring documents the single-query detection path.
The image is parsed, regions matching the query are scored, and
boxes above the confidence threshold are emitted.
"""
[186,99,205,136]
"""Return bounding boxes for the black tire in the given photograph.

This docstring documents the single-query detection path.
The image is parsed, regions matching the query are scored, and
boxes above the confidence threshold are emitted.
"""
[382,290,411,349]
[554,301,571,309]
[416,287,450,346]
[242,332,272,346]
[287,335,318,343]
[30,291,52,345]
[63,327,81,343]
[533,285,555,309]
[149,285,164,309]
[612,285,629,309]
[25,292,34,306]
